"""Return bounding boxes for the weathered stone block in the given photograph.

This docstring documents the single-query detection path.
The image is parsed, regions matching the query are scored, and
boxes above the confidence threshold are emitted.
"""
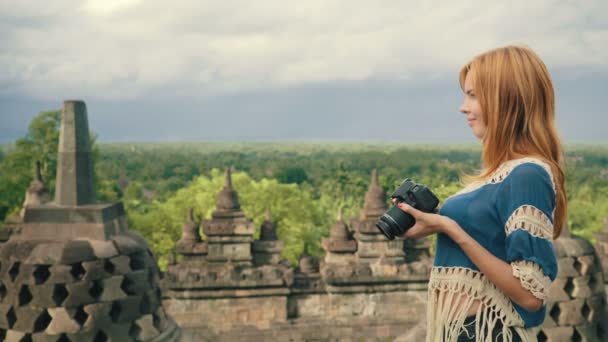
[574,255,596,276]
[82,259,111,281]
[0,303,14,329]
[82,302,112,331]
[548,277,571,302]
[133,314,160,341]
[122,270,151,296]
[85,239,119,259]
[98,275,127,302]
[557,257,580,278]
[356,240,405,259]
[111,295,143,323]
[24,242,65,265]
[572,276,593,298]
[12,306,46,333]
[322,238,357,253]
[29,283,57,307]
[60,240,96,264]
[555,299,585,325]
[5,330,27,341]
[207,242,252,262]
[108,255,131,275]
[47,264,75,284]
[64,281,96,307]
[46,307,81,334]
[112,234,146,255]
[203,217,256,236]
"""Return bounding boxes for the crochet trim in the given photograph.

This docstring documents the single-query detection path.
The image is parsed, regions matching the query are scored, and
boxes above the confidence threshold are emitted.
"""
[450,157,556,199]
[426,266,539,342]
[511,260,552,303]
[505,205,554,240]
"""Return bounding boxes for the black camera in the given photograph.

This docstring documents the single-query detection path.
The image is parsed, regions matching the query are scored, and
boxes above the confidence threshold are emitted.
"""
[375,179,439,240]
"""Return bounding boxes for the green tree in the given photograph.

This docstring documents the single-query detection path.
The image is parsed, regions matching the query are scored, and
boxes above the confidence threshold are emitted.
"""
[275,167,309,184]
[0,110,100,222]
[0,111,60,220]
[128,169,326,270]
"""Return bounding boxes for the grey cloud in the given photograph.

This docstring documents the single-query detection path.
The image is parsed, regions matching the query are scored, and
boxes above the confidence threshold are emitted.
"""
[1,0,607,100]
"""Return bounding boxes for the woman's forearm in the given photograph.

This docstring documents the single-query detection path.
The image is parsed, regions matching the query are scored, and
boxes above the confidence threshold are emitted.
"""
[443,219,543,312]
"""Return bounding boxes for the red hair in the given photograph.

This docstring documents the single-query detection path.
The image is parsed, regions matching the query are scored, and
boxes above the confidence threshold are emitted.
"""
[460,45,567,238]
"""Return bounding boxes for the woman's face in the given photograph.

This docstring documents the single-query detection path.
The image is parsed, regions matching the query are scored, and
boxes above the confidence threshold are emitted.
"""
[459,71,487,140]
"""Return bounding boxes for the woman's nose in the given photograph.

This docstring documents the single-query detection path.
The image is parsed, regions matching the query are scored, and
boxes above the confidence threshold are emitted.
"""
[459,102,467,114]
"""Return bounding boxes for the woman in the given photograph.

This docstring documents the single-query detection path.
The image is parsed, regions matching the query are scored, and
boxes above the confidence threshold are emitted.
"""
[397,45,567,341]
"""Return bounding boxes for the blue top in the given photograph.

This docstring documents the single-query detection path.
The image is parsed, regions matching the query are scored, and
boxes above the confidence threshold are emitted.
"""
[436,159,558,328]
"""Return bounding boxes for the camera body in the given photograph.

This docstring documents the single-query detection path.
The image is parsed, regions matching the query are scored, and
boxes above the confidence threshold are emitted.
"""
[375,178,439,240]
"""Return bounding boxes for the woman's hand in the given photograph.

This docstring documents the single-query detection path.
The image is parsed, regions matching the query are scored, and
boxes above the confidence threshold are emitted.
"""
[395,202,456,239]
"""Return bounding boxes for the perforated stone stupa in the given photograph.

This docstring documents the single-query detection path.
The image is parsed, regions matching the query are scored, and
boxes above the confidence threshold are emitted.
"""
[535,226,608,341]
[0,101,179,341]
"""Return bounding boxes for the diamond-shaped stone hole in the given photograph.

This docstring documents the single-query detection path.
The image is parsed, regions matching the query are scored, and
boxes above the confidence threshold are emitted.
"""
[89,280,104,299]
[120,276,136,295]
[563,278,575,297]
[33,265,51,285]
[152,312,162,330]
[93,331,108,342]
[549,304,561,322]
[6,307,16,328]
[52,284,69,306]
[109,301,122,323]
[57,334,70,342]
[73,306,89,326]
[0,282,6,302]
[18,285,33,306]
[129,322,142,339]
[573,258,583,275]
[581,302,592,321]
[70,263,86,281]
[588,274,598,289]
[129,253,146,271]
[8,262,20,282]
[537,330,548,342]
[572,329,582,342]
[103,260,115,275]
[33,309,52,332]
[140,295,151,314]
[19,334,32,342]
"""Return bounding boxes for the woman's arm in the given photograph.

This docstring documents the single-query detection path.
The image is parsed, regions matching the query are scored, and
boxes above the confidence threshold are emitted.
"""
[445,221,543,312]
[397,202,543,312]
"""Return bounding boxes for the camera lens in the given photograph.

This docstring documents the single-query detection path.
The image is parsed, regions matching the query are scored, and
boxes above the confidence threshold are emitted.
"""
[376,215,398,240]
[375,205,416,240]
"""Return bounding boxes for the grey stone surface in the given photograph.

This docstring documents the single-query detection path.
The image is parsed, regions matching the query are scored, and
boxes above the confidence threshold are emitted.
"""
[55,100,96,206]
[133,314,160,341]
[46,307,80,334]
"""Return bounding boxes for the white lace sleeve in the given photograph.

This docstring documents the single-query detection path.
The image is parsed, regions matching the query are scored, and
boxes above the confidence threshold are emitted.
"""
[511,260,552,303]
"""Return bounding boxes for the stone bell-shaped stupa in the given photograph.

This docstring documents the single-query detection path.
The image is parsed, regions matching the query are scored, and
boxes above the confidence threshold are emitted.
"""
[351,169,405,262]
[19,160,51,218]
[0,101,179,341]
[535,222,607,341]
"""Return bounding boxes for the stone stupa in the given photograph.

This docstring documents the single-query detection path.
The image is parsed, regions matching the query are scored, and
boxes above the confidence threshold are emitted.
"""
[0,101,179,341]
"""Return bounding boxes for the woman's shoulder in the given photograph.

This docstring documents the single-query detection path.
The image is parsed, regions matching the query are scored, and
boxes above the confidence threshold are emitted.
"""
[494,156,556,192]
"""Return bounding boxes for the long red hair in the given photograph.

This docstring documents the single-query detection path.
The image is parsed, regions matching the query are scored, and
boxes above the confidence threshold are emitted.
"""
[459,45,567,239]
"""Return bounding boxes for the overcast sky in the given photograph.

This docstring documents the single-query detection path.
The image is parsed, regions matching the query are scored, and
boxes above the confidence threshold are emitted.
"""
[1,0,607,143]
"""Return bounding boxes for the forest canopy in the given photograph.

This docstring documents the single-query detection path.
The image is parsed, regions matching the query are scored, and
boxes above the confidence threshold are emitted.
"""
[2,111,607,269]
